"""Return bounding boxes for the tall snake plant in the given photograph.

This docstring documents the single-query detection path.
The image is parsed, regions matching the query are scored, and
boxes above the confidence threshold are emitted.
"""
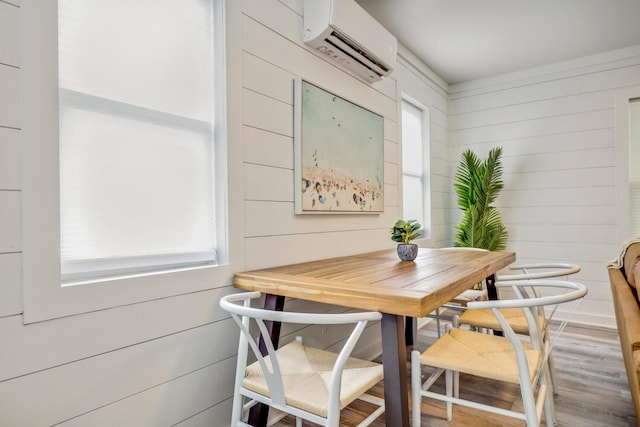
[454,147,508,251]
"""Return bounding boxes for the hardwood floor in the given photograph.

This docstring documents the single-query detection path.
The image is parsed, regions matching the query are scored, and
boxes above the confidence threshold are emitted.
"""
[275,319,637,426]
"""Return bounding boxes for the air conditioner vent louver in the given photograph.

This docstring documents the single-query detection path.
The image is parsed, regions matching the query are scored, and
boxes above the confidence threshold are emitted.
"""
[303,0,397,83]
[324,30,390,77]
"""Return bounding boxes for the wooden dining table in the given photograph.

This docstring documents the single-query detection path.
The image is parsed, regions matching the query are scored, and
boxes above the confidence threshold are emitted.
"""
[233,247,515,427]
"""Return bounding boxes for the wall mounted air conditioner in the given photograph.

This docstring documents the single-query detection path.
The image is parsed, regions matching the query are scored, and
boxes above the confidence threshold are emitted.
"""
[302,0,397,83]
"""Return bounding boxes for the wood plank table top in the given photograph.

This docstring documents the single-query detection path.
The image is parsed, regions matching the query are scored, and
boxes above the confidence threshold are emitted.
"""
[234,247,516,317]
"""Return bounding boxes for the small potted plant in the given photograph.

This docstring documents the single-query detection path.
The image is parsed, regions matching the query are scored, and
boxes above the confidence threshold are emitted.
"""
[390,219,421,261]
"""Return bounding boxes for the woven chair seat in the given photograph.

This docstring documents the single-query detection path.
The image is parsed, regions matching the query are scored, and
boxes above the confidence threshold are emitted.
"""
[459,307,546,334]
[244,340,384,418]
[420,328,540,384]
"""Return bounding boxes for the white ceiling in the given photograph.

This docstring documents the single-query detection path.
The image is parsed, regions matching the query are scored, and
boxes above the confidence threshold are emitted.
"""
[355,0,640,84]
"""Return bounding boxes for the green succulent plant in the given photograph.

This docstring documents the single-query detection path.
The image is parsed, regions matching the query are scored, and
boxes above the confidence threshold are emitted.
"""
[390,219,421,244]
[454,147,508,251]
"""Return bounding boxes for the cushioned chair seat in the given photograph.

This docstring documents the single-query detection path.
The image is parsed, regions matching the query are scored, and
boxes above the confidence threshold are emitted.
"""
[420,327,539,384]
[244,340,384,418]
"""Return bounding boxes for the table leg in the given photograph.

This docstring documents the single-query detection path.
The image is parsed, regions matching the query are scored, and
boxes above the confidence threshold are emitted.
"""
[405,316,416,349]
[486,274,498,300]
[381,313,410,427]
[247,294,285,427]
[485,274,504,336]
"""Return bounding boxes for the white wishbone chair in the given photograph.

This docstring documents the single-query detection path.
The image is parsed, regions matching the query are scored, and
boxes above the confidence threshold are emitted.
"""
[412,279,587,427]
[220,291,385,427]
[457,262,581,393]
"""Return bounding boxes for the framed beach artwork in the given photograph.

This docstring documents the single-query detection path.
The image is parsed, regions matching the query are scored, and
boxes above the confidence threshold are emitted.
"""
[294,78,384,214]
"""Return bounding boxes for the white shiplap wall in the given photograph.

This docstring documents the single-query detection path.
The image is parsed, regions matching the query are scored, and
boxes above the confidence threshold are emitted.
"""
[0,0,449,425]
[5,0,633,422]
[240,0,401,270]
[448,45,640,327]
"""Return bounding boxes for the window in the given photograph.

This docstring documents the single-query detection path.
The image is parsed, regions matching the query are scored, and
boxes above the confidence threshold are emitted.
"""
[58,0,223,283]
[401,99,430,235]
[20,0,231,323]
[629,99,640,235]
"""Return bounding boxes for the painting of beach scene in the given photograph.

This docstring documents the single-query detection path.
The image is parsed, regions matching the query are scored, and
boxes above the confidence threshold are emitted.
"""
[294,79,384,214]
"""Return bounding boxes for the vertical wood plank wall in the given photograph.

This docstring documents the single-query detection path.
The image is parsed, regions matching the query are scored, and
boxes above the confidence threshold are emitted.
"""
[449,46,640,327]
[1,0,637,424]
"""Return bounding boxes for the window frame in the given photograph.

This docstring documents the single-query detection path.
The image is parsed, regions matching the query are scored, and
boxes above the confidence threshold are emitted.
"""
[399,95,431,240]
[20,0,238,323]
[615,86,640,242]
[627,98,640,237]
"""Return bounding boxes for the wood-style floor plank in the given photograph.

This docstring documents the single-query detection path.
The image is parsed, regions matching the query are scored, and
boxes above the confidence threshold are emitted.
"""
[274,320,637,426]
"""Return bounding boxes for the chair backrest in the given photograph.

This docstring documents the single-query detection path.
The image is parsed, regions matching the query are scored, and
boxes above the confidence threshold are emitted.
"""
[219,291,382,423]
[439,249,580,282]
[468,279,587,311]
[467,279,587,386]
[496,263,581,316]
[498,262,580,281]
